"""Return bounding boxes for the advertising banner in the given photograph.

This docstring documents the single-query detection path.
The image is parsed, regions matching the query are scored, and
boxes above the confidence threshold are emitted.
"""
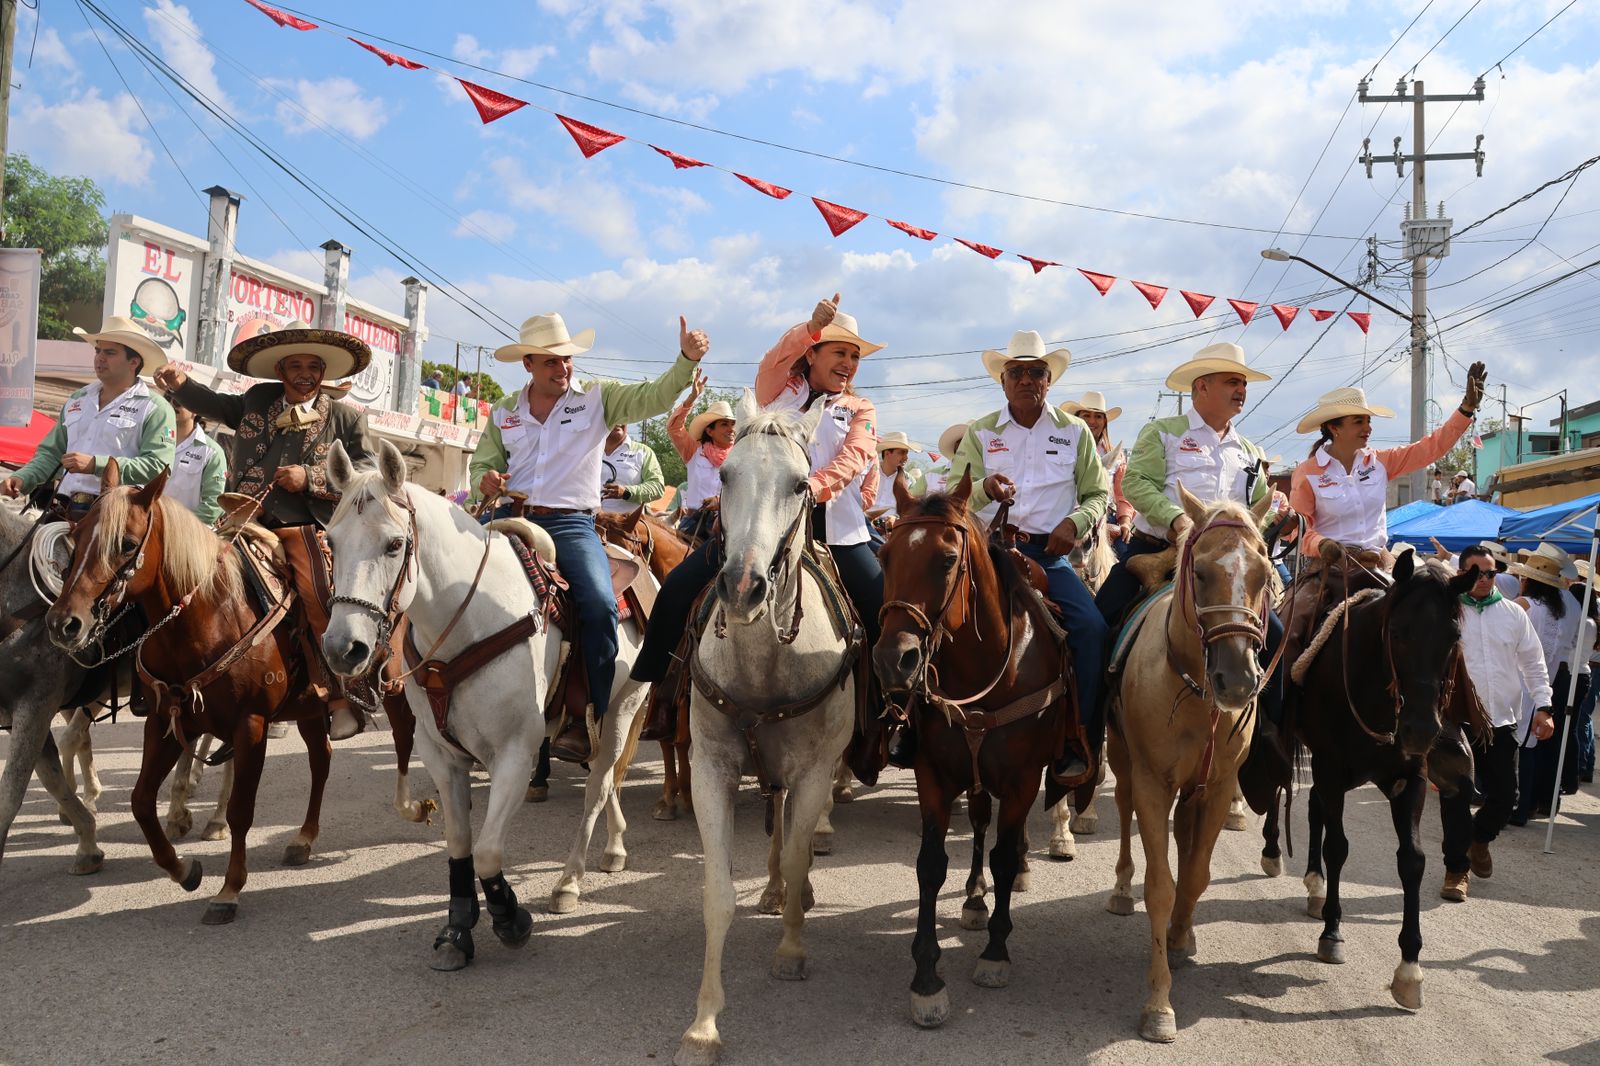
[104,221,204,363]
[0,249,42,427]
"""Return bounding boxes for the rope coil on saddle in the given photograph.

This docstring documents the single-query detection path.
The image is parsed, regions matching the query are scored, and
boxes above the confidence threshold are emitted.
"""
[1291,588,1384,685]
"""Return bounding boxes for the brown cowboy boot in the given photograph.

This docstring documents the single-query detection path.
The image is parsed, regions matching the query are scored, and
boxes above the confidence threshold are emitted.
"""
[1468,840,1493,879]
[1440,870,1469,902]
[550,708,593,764]
[638,670,683,743]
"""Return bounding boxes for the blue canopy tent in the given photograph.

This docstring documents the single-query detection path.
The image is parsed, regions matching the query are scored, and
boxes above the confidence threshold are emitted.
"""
[1387,498,1519,552]
[1386,500,1442,528]
[1496,492,1600,554]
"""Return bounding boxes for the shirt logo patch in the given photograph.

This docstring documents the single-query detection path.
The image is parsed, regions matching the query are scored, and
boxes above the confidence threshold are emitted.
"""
[1317,474,1339,488]
[1178,437,1203,453]
[985,436,1009,454]
[501,414,522,430]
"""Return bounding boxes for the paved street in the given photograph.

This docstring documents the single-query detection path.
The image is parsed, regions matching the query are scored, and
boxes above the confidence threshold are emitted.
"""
[3,719,1598,1066]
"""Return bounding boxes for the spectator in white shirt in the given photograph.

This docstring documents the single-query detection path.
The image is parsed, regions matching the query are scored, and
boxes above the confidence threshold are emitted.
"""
[1451,471,1476,503]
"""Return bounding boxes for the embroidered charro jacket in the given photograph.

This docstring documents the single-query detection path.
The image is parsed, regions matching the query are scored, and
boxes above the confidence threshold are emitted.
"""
[173,379,373,528]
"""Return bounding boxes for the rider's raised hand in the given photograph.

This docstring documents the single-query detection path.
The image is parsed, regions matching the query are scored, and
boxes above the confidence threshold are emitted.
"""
[1462,361,1486,414]
[153,364,187,393]
[809,293,840,335]
[679,316,710,361]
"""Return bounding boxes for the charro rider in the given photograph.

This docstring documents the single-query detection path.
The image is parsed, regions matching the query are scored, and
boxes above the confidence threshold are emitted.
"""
[153,320,375,740]
[469,312,708,763]
[632,293,884,740]
[600,422,665,514]
[943,330,1109,782]
[3,316,175,517]
[870,431,925,544]
[166,395,227,526]
[665,368,734,540]
[1059,390,1134,556]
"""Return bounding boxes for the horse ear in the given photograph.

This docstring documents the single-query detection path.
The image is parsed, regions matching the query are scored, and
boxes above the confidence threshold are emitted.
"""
[735,388,761,429]
[892,471,916,514]
[1178,481,1207,526]
[378,439,407,496]
[1394,547,1416,583]
[134,466,168,506]
[622,505,643,531]
[100,457,121,492]
[327,440,355,493]
[794,399,825,443]
[951,467,974,505]
[1250,486,1275,523]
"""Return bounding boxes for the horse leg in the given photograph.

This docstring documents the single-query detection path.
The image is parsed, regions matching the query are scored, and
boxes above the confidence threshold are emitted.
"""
[1106,734,1138,916]
[961,790,992,930]
[1387,772,1428,1009]
[201,756,234,841]
[832,755,854,804]
[759,791,787,915]
[1070,762,1104,834]
[1049,795,1077,860]
[675,698,695,818]
[811,772,836,856]
[474,739,537,950]
[1260,792,1282,877]
[1131,775,1180,1042]
[676,741,738,1066]
[656,740,681,821]
[1313,783,1349,964]
[1015,823,1032,893]
[58,709,100,816]
[1304,786,1327,919]
[1167,783,1236,962]
[773,769,830,980]
[1224,784,1249,831]
[975,784,1037,990]
[526,736,552,804]
[552,694,637,911]
[387,689,433,823]
[282,714,331,866]
[203,716,268,925]
[166,739,198,840]
[34,729,105,874]
[910,779,957,1028]
[128,714,201,892]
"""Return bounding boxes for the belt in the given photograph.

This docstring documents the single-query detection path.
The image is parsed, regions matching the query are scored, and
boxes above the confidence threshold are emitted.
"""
[1131,529,1168,548]
[68,492,98,505]
[512,503,594,517]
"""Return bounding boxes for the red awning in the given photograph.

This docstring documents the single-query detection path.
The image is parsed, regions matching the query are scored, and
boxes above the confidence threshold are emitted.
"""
[0,410,57,467]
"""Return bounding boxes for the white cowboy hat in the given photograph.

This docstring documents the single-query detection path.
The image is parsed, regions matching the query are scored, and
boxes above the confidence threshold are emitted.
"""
[1479,540,1512,562]
[1165,341,1272,392]
[1509,543,1579,588]
[72,316,170,377]
[812,310,884,357]
[1059,390,1122,422]
[981,330,1070,385]
[493,313,596,362]
[1296,386,1396,434]
[687,400,736,442]
[937,422,969,460]
[875,430,922,453]
[226,320,371,380]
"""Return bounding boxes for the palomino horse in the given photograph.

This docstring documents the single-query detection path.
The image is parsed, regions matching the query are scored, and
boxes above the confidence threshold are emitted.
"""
[1105,485,1276,1042]
[675,400,857,1066]
[321,440,651,970]
[874,473,1073,1028]
[1258,552,1477,1010]
[45,464,335,924]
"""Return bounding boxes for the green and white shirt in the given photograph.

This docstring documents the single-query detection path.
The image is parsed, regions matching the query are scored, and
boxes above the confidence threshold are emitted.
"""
[952,404,1108,538]
[12,379,175,497]
[1124,409,1269,537]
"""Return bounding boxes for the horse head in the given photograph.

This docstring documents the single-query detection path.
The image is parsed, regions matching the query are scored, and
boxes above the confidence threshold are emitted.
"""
[1381,548,1475,757]
[45,462,171,653]
[713,392,823,625]
[322,438,416,678]
[873,470,987,694]
[1173,482,1275,712]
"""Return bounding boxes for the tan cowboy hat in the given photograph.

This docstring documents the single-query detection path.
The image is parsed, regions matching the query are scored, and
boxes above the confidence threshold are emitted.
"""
[1296,386,1396,434]
[876,430,922,453]
[688,400,736,442]
[1165,341,1272,392]
[1509,543,1579,588]
[493,312,596,362]
[937,422,969,460]
[1479,540,1512,563]
[227,320,371,380]
[981,330,1070,384]
[72,316,169,377]
[812,310,884,357]
[1573,558,1591,583]
[1059,390,1122,422]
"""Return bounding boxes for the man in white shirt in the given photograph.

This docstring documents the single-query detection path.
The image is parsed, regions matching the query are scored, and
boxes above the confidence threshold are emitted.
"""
[1440,545,1554,902]
[600,424,664,513]
[1452,471,1477,503]
[166,397,227,525]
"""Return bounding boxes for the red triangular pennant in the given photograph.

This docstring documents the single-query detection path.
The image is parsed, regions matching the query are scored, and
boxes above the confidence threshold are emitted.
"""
[1132,281,1168,309]
[956,238,1003,259]
[1180,290,1215,317]
[650,145,707,169]
[1228,299,1258,325]
[1308,308,1336,321]
[886,219,937,240]
[1348,311,1372,334]
[1017,256,1060,274]
[556,113,624,155]
[455,79,528,124]
[350,37,425,69]
[812,198,868,237]
[243,0,317,29]
[928,452,942,462]
[1271,304,1300,330]
[735,173,792,199]
[1078,269,1117,296]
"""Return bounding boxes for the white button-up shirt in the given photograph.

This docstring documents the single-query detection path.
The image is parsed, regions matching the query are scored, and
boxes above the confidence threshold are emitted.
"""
[971,408,1086,536]
[600,439,648,514]
[168,425,224,516]
[1131,408,1262,538]
[1460,594,1552,730]
[1302,445,1392,550]
[499,383,611,511]
[57,379,163,497]
[764,388,871,545]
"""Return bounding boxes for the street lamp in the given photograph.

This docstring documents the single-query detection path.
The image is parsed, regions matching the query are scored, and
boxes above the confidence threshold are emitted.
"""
[1259,248,1410,318]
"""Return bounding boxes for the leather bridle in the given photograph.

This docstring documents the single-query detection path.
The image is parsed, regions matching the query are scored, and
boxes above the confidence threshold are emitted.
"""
[326,490,420,672]
[1168,514,1283,702]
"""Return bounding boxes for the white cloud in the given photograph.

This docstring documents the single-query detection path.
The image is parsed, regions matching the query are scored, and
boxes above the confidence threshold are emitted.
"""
[273,77,390,140]
[489,156,644,257]
[142,0,231,110]
[12,89,155,187]
[30,27,76,74]
[453,209,519,240]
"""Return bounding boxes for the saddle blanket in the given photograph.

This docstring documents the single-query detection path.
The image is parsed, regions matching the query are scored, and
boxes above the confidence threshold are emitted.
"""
[1108,581,1173,675]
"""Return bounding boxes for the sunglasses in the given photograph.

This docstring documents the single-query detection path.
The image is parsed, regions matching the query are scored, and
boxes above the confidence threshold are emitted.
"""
[1004,365,1050,381]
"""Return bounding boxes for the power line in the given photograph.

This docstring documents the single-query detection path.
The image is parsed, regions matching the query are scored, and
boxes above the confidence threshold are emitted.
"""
[1452,151,1600,240]
[1406,0,1483,75]
[1477,0,1581,79]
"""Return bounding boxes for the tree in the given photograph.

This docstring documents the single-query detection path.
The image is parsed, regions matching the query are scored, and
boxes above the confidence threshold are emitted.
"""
[418,359,504,404]
[2,155,108,340]
[640,385,739,487]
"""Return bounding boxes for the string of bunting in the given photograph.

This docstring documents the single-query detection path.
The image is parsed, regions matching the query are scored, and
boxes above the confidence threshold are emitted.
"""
[241,0,1375,335]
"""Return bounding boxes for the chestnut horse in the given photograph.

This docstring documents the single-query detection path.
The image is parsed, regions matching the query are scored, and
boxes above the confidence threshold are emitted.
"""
[873,473,1073,1028]
[45,463,335,925]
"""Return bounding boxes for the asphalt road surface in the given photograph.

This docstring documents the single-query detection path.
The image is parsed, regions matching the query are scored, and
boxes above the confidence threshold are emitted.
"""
[3,719,1598,1066]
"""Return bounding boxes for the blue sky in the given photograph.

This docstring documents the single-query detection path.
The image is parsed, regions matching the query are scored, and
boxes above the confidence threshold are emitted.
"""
[16,0,1600,462]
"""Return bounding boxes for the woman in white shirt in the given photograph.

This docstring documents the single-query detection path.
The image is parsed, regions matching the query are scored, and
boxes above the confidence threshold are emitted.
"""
[1511,544,1585,821]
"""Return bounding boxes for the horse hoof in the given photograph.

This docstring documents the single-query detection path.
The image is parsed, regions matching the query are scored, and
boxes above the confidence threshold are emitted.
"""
[959,902,989,931]
[429,943,473,972]
[600,850,627,874]
[811,831,833,857]
[1013,869,1031,893]
[1306,896,1326,920]
[548,888,579,915]
[525,784,549,804]
[494,907,534,948]
[653,800,678,821]
[1224,811,1249,832]
[674,1034,722,1066]
[1139,1007,1178,1043]
[400,799,437,825]
[1167,929,1197,959]
[972,959,1009,988]
[201,901,238,926]
[757,887,785,915]
[1261,855,1282,878]
[1106,893,1136,917]
[178,859,203,892]
[771,953,807,981]
[832,784,853,804]
[1390,963,1423,1010]
[70,851,105,876]
[166,814,193,840]
[201,822,229,842]
[1070,811,1098,835]
[282,842,312,867]
[1050,837,1077,861]
[1316,936,1346,965]
[911,988,950,1029]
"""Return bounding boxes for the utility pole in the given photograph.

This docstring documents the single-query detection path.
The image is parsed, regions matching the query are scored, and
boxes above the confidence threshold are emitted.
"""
[0,0,18,235]
[1359,76,1486,504]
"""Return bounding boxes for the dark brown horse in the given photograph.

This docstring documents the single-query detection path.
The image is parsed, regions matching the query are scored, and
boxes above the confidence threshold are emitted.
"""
[45,462,334,925]
[873,472,1072,1028]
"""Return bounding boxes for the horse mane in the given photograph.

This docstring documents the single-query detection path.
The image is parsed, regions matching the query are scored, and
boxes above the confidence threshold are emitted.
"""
[1173,496,1261,553]
[91,489,240,605]
[330,464,409,527]
[734,409,807,444]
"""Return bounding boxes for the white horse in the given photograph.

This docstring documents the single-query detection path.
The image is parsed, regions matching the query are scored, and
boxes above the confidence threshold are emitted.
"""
[676,400,857,1066]
[321,440,649,970]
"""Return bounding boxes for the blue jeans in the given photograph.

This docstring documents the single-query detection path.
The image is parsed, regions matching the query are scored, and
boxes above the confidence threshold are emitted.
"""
[528,513,619,720]
[1014,539,1108,737]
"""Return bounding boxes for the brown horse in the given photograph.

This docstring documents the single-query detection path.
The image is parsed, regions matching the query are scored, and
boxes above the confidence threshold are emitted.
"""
[45,463,334,925]
[873,472,1073,1028]
[1104,485,1276,1041]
